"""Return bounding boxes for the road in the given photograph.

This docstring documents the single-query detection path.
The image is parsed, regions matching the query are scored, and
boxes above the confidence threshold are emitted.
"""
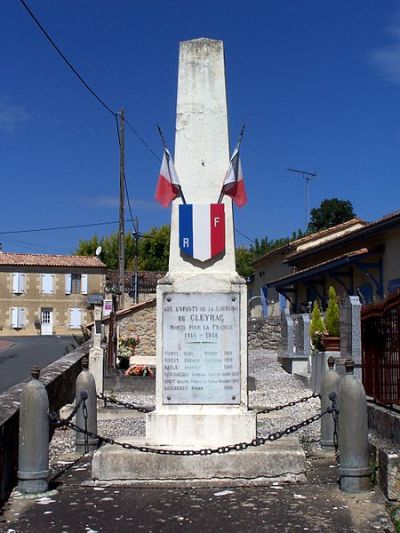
[0,336,75,394]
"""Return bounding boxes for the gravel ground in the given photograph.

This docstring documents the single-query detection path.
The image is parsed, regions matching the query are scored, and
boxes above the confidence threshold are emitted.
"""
[49,349,321,464]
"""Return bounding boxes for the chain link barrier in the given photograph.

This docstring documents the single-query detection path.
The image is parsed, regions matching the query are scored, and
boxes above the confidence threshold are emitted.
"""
[329,391,340,460]
[50,402,338,457]
[96,391,319,416]
[96,392,154,413]
[49,391,88,430]
[256,392,320,415]
[49,389,339,456]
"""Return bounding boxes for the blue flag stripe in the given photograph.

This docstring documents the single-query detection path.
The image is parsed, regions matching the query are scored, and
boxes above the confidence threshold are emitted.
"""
[179,204,193,258]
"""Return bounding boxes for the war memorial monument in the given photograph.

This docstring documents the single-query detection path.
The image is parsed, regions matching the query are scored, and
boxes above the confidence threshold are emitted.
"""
[92,38,305,484]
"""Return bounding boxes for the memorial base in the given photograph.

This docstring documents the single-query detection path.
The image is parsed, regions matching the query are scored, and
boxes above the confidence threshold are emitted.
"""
[146,408,256,447]
[91,436,306,486]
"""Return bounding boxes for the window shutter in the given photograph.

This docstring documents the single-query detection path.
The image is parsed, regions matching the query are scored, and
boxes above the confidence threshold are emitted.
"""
[12,274,18,294]
[42,274,54,294]
[11,307,18,328]
[81,274,88,295]
[20,273,25,293]
[65,274,72,295]
[12,273,25,294]
[69,308,81,328]
[18,308,25,327]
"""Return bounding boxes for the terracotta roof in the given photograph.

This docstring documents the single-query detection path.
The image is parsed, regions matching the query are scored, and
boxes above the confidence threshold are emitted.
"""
[0,252,106,268]
[286,210,400,263]
[268,248,369,287]
[91,299,156,326]
[251,218,366,267]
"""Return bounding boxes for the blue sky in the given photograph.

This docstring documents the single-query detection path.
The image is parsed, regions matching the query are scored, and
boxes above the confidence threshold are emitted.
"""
[2,0,400,254]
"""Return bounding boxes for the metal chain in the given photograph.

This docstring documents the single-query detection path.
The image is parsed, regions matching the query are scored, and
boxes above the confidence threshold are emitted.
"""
[329,392,339,459]
[52,408,332,456]
[96,392,154,413]
[256,393,320,415]
[82,398,89,454]
[49,391,88,429]
[96,392,318,416]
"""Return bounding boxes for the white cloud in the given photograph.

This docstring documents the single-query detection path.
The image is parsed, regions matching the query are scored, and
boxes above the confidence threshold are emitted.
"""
[369,16,400,84]
[0,97,30,133]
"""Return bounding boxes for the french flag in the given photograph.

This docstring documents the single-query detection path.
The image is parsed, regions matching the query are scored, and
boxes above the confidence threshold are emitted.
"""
[155,148,182,207]
[220,144,247,207]
[179,204,225,262]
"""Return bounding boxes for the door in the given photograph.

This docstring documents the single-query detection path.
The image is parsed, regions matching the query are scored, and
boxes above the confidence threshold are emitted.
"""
[41,308,53,335]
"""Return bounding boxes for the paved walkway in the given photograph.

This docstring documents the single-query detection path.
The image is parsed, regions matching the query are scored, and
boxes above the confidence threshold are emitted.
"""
[1,451,393,532]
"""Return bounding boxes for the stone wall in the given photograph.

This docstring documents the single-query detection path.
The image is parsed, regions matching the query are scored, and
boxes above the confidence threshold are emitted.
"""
[117,300,156,357]
[0,342,89,506]
[248,316,282,351]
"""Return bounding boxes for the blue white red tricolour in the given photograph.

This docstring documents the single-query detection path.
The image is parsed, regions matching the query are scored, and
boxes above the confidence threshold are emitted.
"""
[179,204,225,262]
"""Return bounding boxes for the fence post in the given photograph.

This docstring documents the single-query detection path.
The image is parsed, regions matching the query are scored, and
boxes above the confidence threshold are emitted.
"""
[17,366,49,494]
[320,356,340,451]
[75,356,98,454]
[338,357,371,492]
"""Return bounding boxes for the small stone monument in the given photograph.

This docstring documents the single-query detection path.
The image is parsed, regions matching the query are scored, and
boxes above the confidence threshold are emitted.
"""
[340,295,362,379]
[89,302,104,394]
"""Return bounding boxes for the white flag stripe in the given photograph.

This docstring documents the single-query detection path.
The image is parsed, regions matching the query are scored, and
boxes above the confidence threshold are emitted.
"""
[193,204,211,262]
[163,148,181,186]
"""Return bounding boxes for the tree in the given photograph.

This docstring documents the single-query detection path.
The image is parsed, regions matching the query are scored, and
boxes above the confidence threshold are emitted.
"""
[236,246,254,278]
[75,225,170,271]
[75,232,135,270]
[308,198,355,233]
[138,225,170,271]
[325,286,340,337]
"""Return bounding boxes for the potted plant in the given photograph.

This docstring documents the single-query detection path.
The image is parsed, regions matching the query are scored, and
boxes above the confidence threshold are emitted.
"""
[323,286,340,351]
[117,335,140,369]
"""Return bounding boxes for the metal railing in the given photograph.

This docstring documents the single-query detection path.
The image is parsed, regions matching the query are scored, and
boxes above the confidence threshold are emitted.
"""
[361,291,400,405]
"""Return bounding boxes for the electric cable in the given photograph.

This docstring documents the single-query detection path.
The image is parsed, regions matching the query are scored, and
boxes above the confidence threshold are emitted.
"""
[18,0,159,161]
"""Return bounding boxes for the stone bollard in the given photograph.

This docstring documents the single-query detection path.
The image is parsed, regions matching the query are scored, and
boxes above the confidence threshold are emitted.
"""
[320,356,340,451]
[17,366,49,494]
[75,357,98,454]
[338,357,371,492]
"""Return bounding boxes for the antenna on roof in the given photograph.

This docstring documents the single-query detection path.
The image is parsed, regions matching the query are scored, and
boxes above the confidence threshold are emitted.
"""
[287,168,318,228]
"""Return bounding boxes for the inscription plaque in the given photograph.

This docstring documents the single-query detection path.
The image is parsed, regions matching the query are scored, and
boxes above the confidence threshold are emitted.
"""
[162,292,240,404]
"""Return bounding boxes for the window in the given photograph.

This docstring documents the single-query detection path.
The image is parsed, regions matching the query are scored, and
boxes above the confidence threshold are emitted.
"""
[65,273,88,295]
[11,307,25,328]
[71,274,81,294]
[41,274,54,294]
[69,308,82,329]
[12,273,25,294]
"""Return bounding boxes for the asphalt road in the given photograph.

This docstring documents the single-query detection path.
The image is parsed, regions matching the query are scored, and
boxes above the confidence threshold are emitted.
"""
[0,336,75,394]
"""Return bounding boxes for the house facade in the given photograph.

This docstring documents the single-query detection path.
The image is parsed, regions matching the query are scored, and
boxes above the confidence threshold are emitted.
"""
[0,253,106,336]
[251,211,400,316]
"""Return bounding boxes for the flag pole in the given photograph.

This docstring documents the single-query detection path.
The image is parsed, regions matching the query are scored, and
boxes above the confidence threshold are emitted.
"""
[217,124,246,204]
[157,124,187,205]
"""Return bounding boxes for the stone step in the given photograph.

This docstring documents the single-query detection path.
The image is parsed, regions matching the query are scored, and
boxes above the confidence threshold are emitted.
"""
[91,436,306,486]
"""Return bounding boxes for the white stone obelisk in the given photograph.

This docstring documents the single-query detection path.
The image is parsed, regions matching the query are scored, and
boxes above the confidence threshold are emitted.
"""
[147,39,256,447]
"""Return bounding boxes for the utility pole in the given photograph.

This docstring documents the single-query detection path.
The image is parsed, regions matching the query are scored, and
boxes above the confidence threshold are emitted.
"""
[287,168,317,228]
[133,216,139,304]
[118,109,125,309]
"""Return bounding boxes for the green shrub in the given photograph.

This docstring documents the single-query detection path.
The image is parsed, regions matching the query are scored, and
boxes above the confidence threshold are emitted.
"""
[325,286,340,336]
[310,300,326,353]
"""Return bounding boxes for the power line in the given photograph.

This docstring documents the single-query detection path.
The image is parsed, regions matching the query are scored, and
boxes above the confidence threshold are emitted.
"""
[18,0,116,118]
[125,117,161,162]
[0,220,120,235]
[235,228,256,244]
[18,0,159,161]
